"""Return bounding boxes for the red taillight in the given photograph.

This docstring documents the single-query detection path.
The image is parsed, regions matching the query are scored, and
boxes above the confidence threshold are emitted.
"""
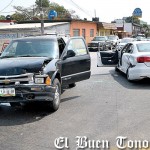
[137,57,150,63]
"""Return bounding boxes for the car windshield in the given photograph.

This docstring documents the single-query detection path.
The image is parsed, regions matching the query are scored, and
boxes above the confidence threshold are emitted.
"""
[1,39,58,58]
[93,37,107,41]
[120,38,133,43]
[136,43,150,52]
[107,36,117,40]
[136,36,147,41]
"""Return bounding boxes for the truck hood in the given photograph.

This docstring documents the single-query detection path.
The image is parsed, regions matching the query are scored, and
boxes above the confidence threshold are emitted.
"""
[91,41,105,43]
[0,57,52,76]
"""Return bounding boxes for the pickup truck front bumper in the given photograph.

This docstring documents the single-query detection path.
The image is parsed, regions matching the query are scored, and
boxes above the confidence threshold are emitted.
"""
[0,73,56,103]
[0,84,56,103]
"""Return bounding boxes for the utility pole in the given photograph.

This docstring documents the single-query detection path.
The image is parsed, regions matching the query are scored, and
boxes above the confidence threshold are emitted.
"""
[123,18,125,38]
[40,0,44,34]
[132,15,134,35]
[94,9,96,18]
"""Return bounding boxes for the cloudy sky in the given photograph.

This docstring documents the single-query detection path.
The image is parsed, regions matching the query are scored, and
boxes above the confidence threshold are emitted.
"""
[0,0,150,23]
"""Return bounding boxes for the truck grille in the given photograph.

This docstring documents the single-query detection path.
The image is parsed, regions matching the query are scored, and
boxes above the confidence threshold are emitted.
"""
[0,73,34,86]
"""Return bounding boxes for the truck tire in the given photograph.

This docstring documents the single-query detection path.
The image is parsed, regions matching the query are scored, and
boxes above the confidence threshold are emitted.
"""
[68,83,76,88]
[50,78,61,112]
[10,102,21,107]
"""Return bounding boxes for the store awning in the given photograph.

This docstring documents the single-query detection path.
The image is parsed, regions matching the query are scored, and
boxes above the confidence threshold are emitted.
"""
[98,22,117,30]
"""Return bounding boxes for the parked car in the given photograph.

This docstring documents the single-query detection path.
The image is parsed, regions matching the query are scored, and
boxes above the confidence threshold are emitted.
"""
[0,35,91,111]
[136,36,147,41]
[146,37,150,41]
[88,36,111,51]
[116,37,134,51]
[106,35,120,49]
[97,41,150,81]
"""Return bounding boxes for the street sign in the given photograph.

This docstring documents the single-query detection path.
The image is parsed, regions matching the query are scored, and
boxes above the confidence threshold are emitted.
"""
[48,10,57,20]
[132,8,142,18]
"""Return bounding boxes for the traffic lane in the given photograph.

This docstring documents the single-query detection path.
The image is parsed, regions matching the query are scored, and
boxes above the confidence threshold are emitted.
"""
[90,51,150,89]
[0,70,150,149]
[90,51,114,75]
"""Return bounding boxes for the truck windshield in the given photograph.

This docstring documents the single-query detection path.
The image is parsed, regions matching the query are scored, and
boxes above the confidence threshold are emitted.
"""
[107,36,117,40]
[1,39,58,58]
[93,37,107,41]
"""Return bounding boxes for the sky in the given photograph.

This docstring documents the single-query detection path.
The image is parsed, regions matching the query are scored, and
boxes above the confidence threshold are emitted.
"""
[0,0,150,24]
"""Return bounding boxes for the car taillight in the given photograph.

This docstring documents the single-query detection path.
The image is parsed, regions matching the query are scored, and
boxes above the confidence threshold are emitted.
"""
[137,57,150,63]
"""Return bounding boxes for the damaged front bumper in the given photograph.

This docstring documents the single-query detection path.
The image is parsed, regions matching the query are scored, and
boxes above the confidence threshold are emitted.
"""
[0,73,56,103]
[0,84,56,103]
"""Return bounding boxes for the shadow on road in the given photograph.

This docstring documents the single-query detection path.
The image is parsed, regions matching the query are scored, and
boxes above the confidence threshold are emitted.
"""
[0,102,54,126]
[110,69,150,89]
[61,96,80,103]
[0,88,70,126]
[0,92,80,126]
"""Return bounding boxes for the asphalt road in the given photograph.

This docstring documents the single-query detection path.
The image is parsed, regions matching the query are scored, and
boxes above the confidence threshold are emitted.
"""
[0,52,150,150]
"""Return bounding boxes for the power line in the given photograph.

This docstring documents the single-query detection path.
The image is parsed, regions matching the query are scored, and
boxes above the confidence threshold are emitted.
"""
[0,0,14,13]
[64,0,92,17]
[70,0,92,17]
[0,11,15,14]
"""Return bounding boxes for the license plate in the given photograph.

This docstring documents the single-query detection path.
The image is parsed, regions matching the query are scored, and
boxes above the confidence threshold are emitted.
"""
[0,88,15,97]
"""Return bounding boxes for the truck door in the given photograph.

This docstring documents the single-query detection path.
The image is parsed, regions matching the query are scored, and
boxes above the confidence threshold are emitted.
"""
[60,37,91,85]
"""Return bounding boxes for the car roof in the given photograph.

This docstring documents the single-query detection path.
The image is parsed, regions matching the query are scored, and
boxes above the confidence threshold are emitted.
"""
[107,35,118,36]
[129,41,150,45]
[95,36,107,37]
[122,37,133,39]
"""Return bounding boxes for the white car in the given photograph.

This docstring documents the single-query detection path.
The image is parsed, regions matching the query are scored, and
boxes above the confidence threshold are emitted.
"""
[116,37,134,51]
[107,35,120,48]
[97,41,150,81]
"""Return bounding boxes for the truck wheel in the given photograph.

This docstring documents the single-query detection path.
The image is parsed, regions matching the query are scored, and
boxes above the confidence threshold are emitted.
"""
[50,78,61,112]
[126,68,133,82]
[115,66,119,72]
[10,102,21,107]
[68,83,76,88]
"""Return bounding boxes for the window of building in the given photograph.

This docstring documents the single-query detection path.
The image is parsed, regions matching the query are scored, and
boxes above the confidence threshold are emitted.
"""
[73,29,80,36]
[100,31,104,36]
[82,29,86,39]
[90,29,94,37]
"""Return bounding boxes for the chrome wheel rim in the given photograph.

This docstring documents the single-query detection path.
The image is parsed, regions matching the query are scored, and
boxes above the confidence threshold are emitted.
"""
[54,85,60,106]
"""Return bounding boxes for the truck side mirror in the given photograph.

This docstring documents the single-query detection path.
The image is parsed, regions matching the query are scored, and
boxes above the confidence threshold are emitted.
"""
[63,50,76,60]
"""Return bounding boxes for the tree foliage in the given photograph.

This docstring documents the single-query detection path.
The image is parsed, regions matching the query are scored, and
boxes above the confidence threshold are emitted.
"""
[0,15,6,20]
[141,24,150,37]
[35,0,50,8]
[11,1,79,21]
[11,13,29,22]
[125,16,140,24]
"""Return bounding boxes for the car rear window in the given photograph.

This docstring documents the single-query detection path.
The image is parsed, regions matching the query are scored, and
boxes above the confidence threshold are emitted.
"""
[137,43,150,52]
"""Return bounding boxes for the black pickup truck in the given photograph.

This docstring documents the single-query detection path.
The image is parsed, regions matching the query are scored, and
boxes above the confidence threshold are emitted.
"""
[0,35,91,111]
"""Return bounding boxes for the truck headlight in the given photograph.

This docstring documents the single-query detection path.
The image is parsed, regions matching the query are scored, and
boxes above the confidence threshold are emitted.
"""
[45,76,51,85]
[34,74,51,85]
[35,78,44,84]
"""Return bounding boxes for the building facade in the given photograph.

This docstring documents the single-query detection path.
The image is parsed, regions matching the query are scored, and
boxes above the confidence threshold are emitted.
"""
[97,22,117,36]
[70,20,97,44]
